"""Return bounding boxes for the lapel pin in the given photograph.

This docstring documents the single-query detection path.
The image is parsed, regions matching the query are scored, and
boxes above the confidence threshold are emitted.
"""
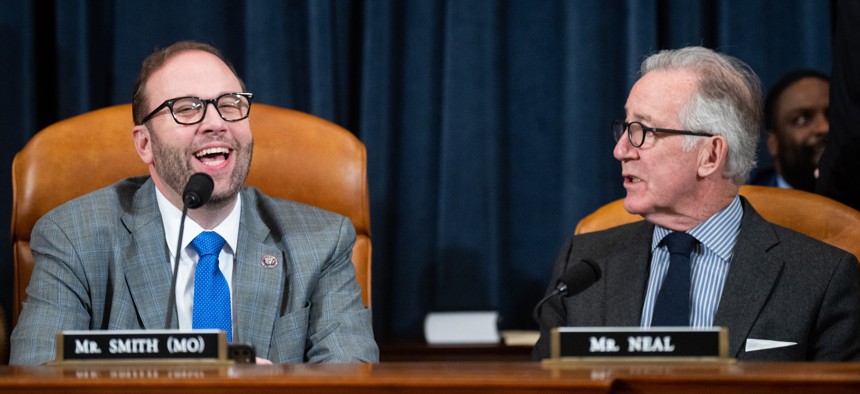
[261,255,279,269]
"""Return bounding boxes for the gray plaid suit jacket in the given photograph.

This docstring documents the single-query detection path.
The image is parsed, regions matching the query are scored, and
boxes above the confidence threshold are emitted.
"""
[532,198,860,361]
[10,177,379,365]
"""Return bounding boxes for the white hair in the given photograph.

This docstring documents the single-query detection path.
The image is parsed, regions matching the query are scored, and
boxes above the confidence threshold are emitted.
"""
[642,47,761,184]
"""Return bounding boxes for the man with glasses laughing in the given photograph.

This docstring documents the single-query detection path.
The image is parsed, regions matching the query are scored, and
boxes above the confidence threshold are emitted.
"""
[11,41,378,365]
[533,47,860,361]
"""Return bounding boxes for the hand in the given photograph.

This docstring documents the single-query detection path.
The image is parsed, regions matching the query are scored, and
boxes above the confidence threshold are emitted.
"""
[255,357,273,365]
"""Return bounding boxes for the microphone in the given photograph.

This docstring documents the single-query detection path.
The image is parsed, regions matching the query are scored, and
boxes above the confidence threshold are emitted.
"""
[164,173,214,329]
[532,259,602,329]
[182,172,214,209]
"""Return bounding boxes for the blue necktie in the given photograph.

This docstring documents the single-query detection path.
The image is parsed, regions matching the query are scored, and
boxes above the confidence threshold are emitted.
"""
[651,231,698,326]
[191,231,232,341]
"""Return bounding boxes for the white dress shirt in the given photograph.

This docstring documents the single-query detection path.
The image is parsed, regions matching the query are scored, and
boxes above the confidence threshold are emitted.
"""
[155,186,242,332]
[640,196,742,328]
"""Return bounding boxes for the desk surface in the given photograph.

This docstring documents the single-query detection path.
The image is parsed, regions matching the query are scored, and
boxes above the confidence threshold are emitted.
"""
[2,361,860,394]
[378,341,534,362]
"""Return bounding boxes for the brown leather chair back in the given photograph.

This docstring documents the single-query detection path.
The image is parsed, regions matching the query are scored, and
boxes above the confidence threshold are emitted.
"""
[11,104,372,326]
[575,185,860,260]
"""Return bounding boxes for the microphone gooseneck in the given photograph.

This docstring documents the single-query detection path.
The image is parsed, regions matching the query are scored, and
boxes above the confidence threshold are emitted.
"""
[532,259,602,330]
[164,173,215,329]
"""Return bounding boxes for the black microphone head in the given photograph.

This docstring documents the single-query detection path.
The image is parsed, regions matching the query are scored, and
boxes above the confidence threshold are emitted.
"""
[182,173,214,209]
[556,259,601,297]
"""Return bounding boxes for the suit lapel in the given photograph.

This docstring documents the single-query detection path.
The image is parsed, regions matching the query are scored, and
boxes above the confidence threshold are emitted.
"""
[232,190,285,356]
[121,180,174,329]
[594,222,653,326]
[714,199,784,357]
[121,184,287,349]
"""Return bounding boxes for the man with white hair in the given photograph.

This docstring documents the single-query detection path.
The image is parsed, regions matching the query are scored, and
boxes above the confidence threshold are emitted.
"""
[533,47,860,361]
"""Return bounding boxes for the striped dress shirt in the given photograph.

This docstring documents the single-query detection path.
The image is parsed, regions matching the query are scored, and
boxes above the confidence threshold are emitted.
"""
[640,196,743,328]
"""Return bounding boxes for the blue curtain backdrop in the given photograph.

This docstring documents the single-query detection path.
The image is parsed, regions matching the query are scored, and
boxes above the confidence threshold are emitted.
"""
[1,0,834,340]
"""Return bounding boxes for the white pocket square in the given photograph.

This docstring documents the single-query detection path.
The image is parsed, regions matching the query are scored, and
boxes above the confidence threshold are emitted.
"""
[745,338,797,352]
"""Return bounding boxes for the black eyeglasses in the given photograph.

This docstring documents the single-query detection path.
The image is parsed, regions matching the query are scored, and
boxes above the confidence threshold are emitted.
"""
[612,120,714,148]
[140,92,254,125]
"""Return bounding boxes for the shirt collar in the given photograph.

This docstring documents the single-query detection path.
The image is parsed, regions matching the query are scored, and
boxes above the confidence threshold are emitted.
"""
[651,195,743,262]
[155,185,242,258]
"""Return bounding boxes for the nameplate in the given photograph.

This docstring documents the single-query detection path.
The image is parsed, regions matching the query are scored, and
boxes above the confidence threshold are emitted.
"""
[54,329,228,364]
[548,327,728,361]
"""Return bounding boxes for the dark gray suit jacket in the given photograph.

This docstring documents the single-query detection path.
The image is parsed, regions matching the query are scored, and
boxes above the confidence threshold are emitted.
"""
[11,177,379,365]
[533,198,860,361]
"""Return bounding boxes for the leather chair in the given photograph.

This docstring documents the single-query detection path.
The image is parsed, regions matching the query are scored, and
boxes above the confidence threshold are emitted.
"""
[575,185,860,260]
[11,104,372,326]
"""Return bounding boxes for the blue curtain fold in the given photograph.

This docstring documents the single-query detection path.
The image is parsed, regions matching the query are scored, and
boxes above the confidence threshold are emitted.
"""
[2,0,833,340]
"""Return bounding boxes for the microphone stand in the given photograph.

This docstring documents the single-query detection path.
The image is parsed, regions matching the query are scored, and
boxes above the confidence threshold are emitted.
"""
[164,205,190,329]
[532,285,566,332]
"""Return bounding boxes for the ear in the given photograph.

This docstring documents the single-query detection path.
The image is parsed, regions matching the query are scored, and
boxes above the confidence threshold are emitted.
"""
[766,129,778,159]
[697,136,728,178]
[132,124,154,165]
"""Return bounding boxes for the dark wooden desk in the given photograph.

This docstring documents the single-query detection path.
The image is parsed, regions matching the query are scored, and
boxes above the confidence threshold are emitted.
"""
[379,341,534,362]
[1,361,859,394]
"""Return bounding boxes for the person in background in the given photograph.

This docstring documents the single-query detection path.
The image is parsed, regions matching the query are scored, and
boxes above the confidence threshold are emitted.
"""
[818,0,860,210]
[532,46,860,361]
[749,69,829,191]
[10,41,379,365]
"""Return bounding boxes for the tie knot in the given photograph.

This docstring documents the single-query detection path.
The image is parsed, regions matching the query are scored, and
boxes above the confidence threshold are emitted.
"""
[661,231,698,256]
[191,231,226,257]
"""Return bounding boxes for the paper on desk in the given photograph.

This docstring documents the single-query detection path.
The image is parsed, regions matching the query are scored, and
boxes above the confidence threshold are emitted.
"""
[500,330,540,347]
[424,311,500,344]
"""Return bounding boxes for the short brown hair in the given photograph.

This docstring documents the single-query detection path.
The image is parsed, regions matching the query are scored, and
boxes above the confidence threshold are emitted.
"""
[131,41,245,125]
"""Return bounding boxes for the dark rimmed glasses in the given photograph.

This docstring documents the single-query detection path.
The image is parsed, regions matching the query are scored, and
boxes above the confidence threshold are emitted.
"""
[140,92,254,125]
[612,120,714,148]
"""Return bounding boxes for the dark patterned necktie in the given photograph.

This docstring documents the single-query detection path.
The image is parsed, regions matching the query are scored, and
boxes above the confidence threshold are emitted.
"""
[651,231,698,326]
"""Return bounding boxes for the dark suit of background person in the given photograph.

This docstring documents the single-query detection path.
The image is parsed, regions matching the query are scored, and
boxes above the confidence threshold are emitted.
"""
[818,0,860,211]
[532,47,860,361]
[748,70,829,191]
[10,41,379,365]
